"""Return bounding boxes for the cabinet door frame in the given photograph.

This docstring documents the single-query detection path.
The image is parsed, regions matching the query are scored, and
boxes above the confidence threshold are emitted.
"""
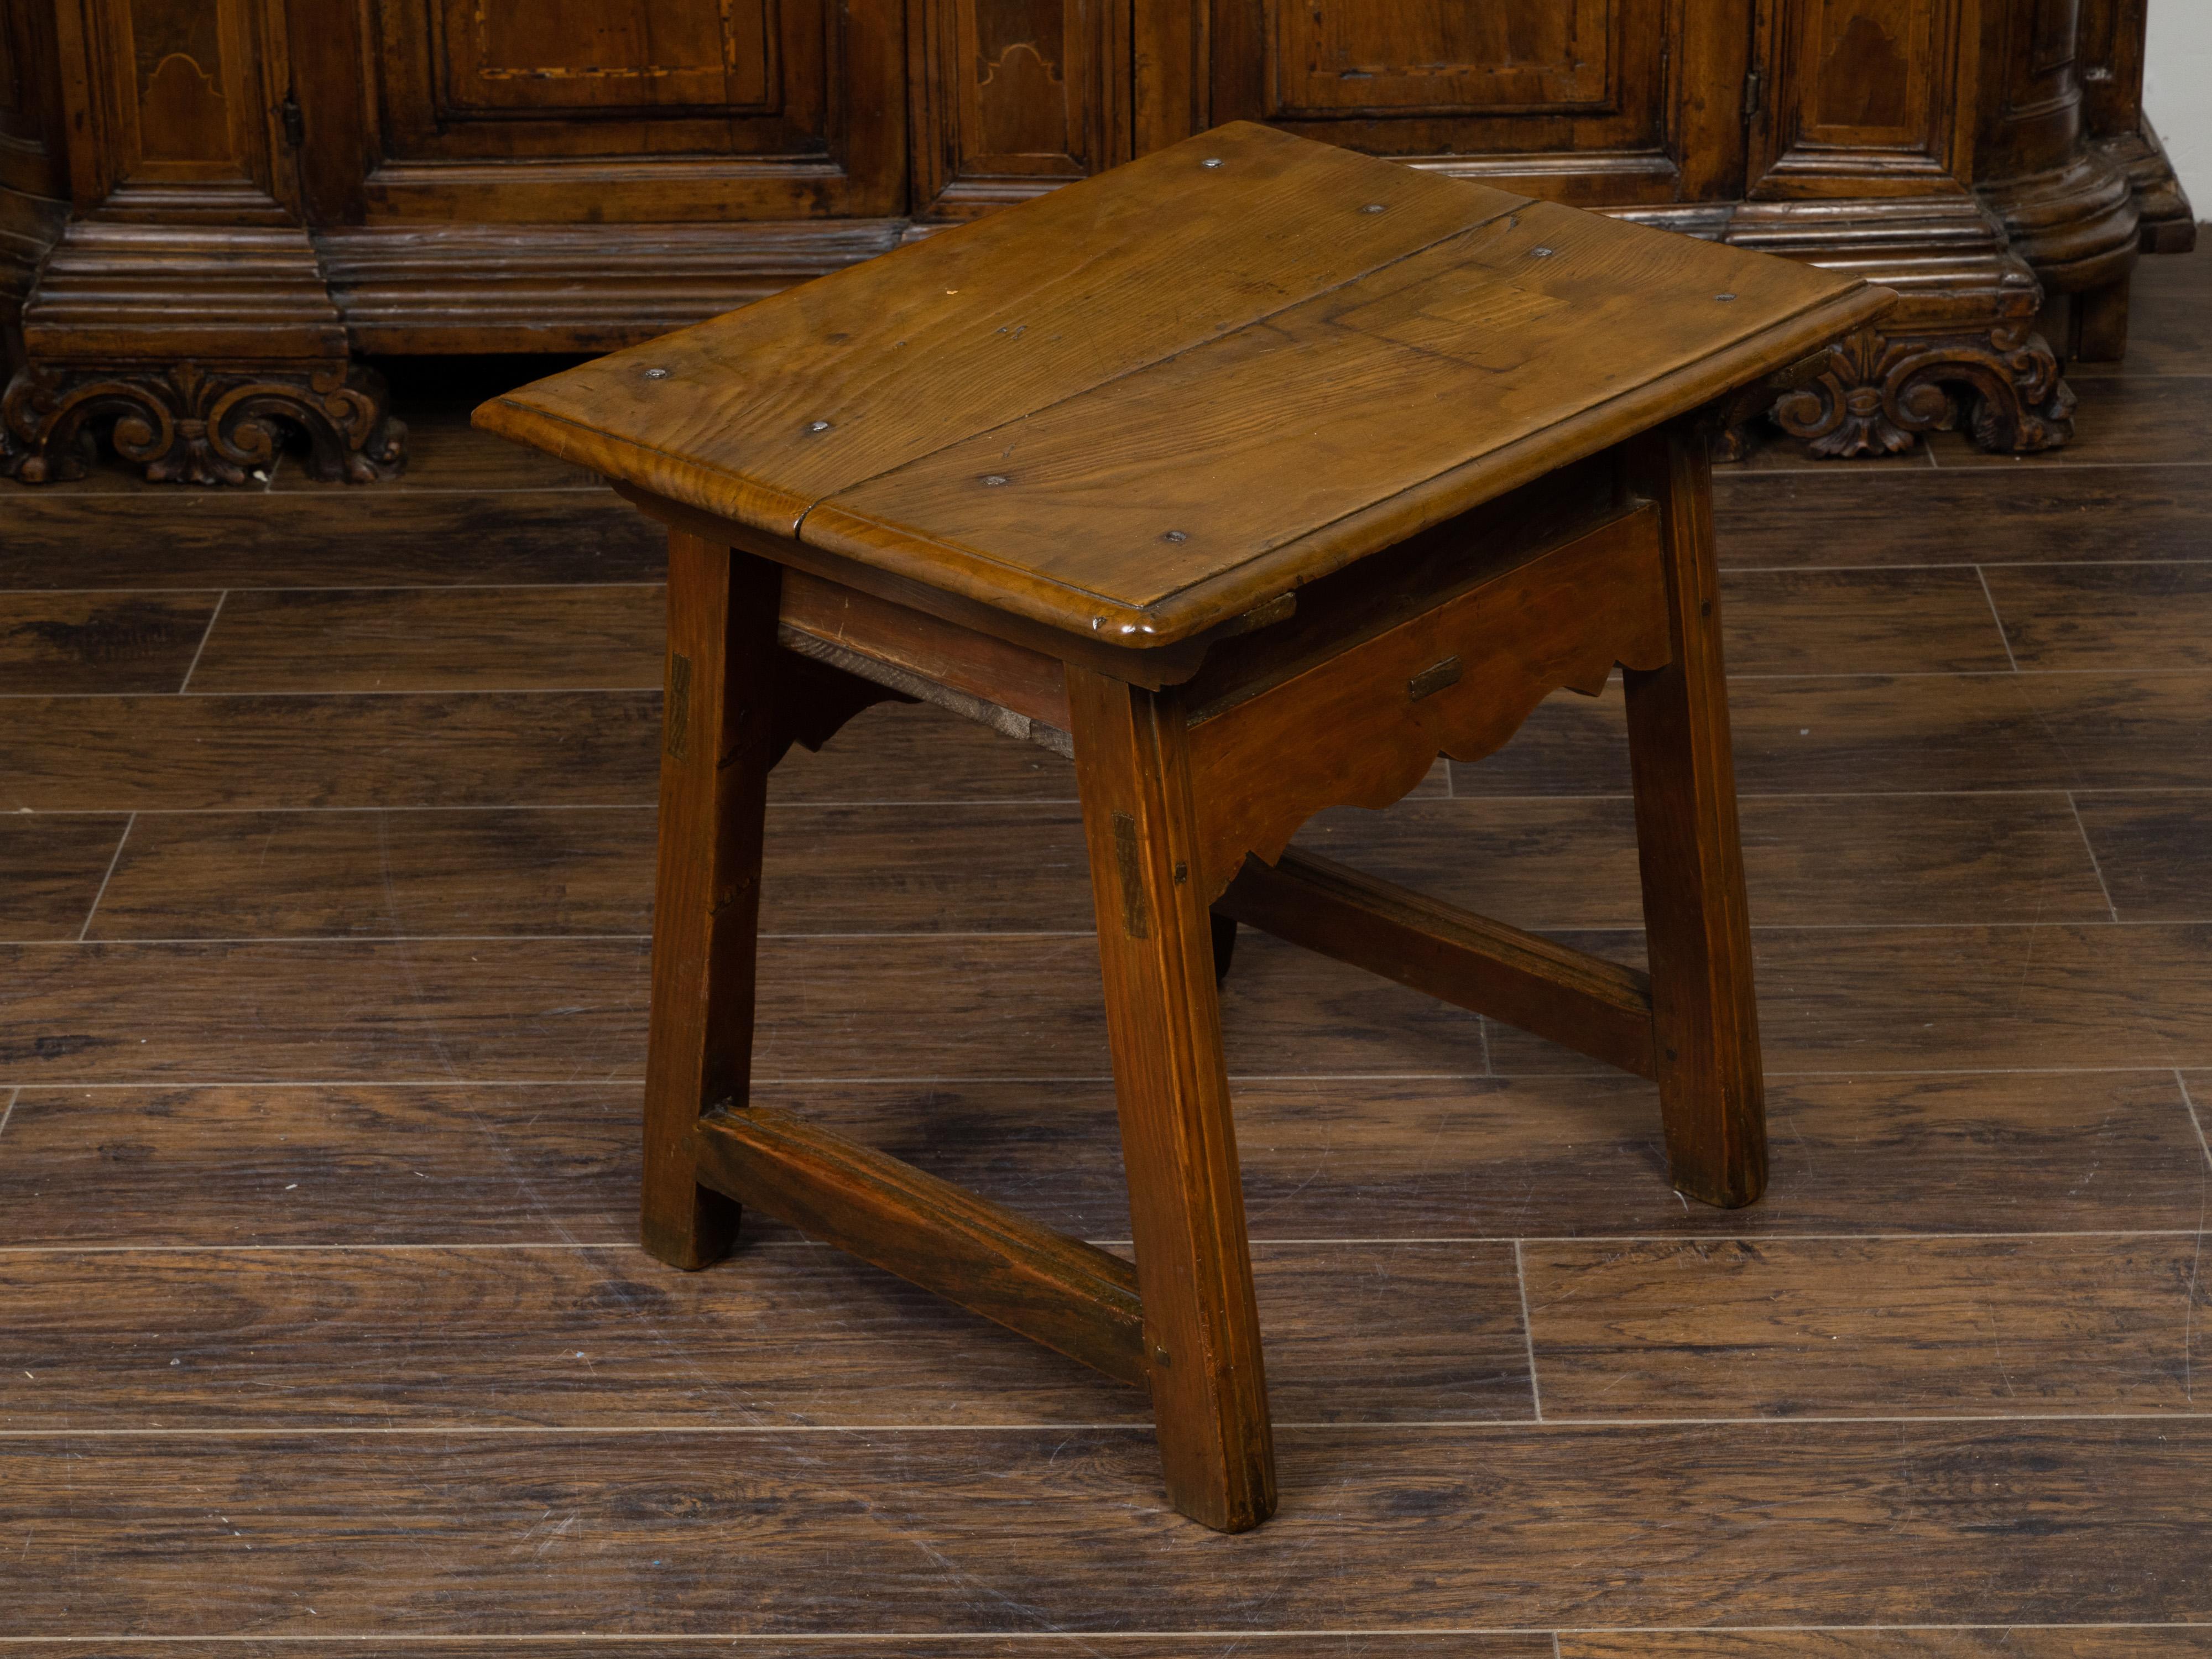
[341,0,907,224]
[1744,0,1980,200]
[909,0,1132,222]
[1158,0,1757,207]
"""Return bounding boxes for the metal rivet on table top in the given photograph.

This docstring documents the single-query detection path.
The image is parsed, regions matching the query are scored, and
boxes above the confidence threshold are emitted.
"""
[1716,293,1738,301]
[808,419,832,431]
[1530,246,1554,258]
[1161,530,1187,543]
[981,473,1010,486]
[643,367,669,378]
[1201,157,1223,168]
[1360,203,1385,213]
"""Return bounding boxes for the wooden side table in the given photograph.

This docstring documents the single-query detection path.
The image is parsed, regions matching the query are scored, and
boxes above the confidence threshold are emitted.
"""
[478,122,1891,1533]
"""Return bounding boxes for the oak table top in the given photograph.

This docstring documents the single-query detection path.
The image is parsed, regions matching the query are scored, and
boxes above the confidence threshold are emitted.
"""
[476,122,1892,648]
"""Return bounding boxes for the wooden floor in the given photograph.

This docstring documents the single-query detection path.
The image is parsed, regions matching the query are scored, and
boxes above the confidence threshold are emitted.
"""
[3,243,2211,1651]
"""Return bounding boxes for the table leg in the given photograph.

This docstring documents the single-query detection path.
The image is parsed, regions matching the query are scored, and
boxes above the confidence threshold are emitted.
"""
[1068,667,1277,1533]
[1623,421,1768,1209]
[640,530,779,1269]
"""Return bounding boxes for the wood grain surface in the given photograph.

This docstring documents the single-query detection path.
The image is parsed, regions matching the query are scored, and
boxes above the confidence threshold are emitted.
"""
[26,787,2122,944]
[483,123,1882,641]
[482,123,1531,537]
[1450,669,2212,797]
[1713,468,2212,568]
[3,240,2209,1647]
[1926,374,2212,468]
[0,491,664,589]
[1718,568,2016,675]
[0,816,131,940]
[1983,564,2212,671]
[0,1240,1533,1429]
[1565,1635,2212,1657]
[5,1071,2202,1248]
[2,1423,2203,1631]
[17,920,2212,1082]
[0,592,220,693]
[186,585,666,692]
[1525,1234,2212,1416]
[0,692,664,811]
[2073,793,2212,922]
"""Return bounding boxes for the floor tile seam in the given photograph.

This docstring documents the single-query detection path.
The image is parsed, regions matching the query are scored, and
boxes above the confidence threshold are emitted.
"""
[1970,565,2023,674]
[18,482,615,498]
[34,663,2212,702]
[0,686,664,701]
[22,790,2212,816]
[1715,458,2212,477]
[257,484,617,497]
[1719,558,2212,573]
[1726,557,2212,572]
[8,1065,2212,1089]
[1725,666,2212,681]
[0,582,661,597]
[5,1411,2211,1438]
[2064,791,2124,922]
[2178,1073,2212,1172]
[1512,1239,1545,1423]
[2,805,675,815]
[22,917,2212,950]
[173,593,226,695]
[73,814,135,943]
[1,1624,2205,1643]
[6,1228,2206,1255]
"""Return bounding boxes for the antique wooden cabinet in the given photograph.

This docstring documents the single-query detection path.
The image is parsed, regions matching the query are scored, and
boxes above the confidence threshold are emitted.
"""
[0,0,2194,483]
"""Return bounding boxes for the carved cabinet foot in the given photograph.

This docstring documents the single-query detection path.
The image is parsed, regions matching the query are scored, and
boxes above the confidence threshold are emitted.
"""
[1,359,408,486]
[1765,325,2076,458]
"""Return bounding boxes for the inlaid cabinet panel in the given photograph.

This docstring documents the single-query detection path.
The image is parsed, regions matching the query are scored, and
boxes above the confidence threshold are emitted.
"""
[1266,0,1616,118]
[90,0,279,192]
[912,0,1124,218]
[361,0,904,221]
[1748,0,1972,196]
[436,0,780,117]
[1203,0,1746,207]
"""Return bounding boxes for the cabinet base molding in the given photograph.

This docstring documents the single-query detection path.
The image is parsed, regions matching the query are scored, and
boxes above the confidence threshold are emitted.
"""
[0,358,406,486]
[316,220,910,356]
[1978,150,2141,295]
[2100,124,2200,257]
[1766,322,2074,458]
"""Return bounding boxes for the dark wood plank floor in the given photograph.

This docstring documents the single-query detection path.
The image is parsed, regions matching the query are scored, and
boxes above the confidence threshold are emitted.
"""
[4,244,2211,1648]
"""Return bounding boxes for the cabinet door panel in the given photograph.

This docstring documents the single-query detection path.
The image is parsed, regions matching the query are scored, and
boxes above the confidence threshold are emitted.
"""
[86,0,279,192]
[363,0,902,221]
[1202,0,1749,206]
[912,0,1123,220]
[1748,0,1972,196]
[1271,0,1614,117]
[440,0,778,115]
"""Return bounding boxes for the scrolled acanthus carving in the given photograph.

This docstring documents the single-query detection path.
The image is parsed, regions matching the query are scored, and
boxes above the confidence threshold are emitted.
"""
[1,359,407,486]
[1766,324,2075,458]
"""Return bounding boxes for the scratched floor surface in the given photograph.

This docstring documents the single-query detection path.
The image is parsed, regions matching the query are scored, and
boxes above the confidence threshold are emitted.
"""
[3,243,2212,1652]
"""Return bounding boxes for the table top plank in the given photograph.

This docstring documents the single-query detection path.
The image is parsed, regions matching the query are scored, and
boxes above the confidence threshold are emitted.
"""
[476,123,1530,540]
[477,123,1892,649]
[806,199,1884,639]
